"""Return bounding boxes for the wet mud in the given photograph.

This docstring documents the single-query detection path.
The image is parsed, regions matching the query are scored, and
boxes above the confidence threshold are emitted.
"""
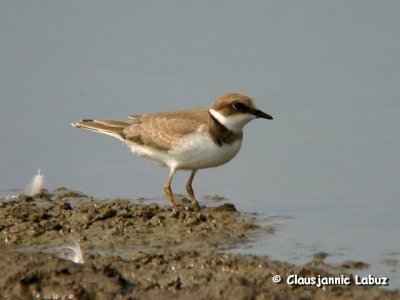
[0,188,398,299]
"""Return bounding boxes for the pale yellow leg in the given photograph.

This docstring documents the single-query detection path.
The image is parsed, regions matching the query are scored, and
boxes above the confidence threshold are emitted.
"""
[164,170,177,210]
[186,170,201,211]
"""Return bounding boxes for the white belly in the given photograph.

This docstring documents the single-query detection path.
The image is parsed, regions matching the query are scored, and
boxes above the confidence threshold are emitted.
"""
[128,132,242,170]
[127,132,242,171]
[169,132,242,170]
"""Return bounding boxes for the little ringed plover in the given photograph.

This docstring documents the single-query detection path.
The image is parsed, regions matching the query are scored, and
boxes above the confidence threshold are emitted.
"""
[72,92,273,211]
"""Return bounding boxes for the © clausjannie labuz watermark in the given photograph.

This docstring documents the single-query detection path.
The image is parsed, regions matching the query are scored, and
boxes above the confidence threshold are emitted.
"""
[271,274,389,288]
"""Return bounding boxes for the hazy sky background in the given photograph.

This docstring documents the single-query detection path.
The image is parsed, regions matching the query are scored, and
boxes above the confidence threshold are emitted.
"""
[1,1,399,285]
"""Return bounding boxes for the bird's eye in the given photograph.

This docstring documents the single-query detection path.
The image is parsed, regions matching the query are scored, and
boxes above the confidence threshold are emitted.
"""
[232,102,249,112]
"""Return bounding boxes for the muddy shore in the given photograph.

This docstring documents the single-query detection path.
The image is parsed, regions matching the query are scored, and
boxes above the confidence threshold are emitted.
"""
[0,188,398,299]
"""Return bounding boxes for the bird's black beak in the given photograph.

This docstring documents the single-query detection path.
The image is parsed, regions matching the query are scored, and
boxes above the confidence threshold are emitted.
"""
[253,109,273,120]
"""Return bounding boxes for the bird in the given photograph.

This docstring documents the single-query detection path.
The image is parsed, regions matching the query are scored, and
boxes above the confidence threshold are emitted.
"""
[72,92,273,211]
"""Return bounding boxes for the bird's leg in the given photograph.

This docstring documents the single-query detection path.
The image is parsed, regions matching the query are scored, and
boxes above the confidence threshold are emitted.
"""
[164,170,177,210]
[186,170,201,211]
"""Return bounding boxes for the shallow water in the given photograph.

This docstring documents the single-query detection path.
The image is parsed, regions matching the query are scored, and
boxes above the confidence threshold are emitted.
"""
[1,1,399,289]
[232,206,400,289]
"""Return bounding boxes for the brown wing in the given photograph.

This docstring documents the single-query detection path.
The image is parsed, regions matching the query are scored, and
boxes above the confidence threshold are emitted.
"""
[123,108,208,151]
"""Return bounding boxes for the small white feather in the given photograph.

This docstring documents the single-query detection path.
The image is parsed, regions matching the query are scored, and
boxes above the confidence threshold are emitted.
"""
[25,169,45,196]
[56,238,84,264]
